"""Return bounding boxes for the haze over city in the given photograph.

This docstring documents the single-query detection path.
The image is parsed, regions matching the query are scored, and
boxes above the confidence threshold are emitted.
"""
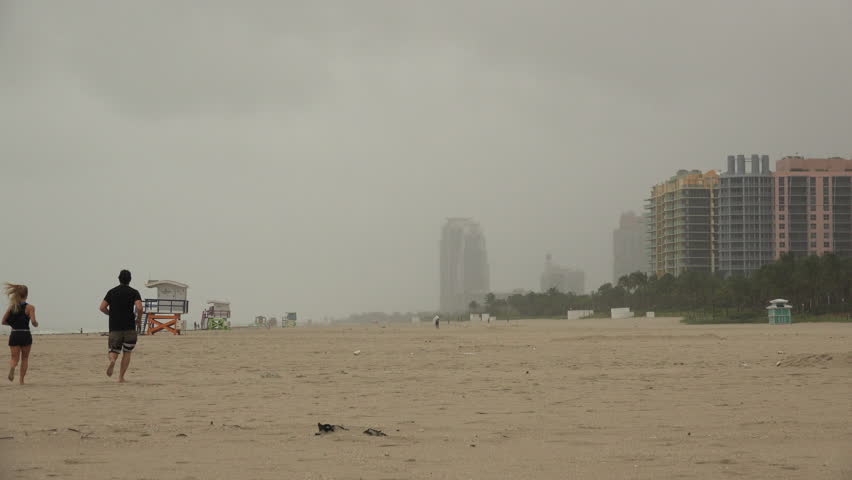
[3,1,852,330]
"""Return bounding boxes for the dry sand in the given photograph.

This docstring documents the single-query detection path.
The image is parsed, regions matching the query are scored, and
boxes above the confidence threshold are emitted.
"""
[1,317,850,479]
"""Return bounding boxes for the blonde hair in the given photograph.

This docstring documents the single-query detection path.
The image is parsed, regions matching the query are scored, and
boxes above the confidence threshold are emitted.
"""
[4,283,28,313]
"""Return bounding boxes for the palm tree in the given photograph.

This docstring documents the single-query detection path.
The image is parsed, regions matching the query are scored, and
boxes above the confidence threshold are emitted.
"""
[484,292,497,312]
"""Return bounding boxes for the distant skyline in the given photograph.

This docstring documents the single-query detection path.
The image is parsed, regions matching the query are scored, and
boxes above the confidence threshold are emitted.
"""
[541,254,585,295]
[3,1,852,329]
[440,218,490,313]
[613,212,646,282]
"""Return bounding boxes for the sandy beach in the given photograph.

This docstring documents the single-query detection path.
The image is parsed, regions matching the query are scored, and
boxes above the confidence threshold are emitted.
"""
[1,317,850,479]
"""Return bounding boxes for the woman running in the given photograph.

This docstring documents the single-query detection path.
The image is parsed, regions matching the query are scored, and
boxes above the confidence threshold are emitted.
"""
[2,283,38,384]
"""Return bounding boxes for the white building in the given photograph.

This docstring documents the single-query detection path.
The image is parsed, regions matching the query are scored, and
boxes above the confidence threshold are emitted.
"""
[540,254,584,295]
[440,218,490,313]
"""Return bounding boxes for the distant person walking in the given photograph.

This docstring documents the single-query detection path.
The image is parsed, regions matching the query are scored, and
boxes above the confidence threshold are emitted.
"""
[2,283,37,384]
[433,314,440,329]
[99,270,142,382]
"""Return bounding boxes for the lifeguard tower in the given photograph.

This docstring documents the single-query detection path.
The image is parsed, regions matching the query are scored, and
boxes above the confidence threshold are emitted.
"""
[767,299,793,325]
[142,280,189,335]
[282,312,297,328]
[201,300,231,330]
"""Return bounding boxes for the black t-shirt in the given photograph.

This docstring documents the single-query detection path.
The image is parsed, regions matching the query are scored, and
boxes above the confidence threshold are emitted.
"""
[104,284,142,331]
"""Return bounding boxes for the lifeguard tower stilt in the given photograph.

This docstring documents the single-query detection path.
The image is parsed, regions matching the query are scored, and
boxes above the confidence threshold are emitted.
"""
[202,300,231,330]
[142,280,189,335]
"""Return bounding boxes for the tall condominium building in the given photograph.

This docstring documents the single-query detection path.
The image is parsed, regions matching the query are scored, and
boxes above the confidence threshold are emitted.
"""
[774,157,852,258]
[439,218,490,313]
[613,211,647,282]
[716,154,775,277]
[646,169,719,277]
[540,254,585,294]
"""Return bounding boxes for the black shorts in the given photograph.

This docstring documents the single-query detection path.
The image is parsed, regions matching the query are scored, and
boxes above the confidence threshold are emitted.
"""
[108,330,137,354]
[9,331,32,347]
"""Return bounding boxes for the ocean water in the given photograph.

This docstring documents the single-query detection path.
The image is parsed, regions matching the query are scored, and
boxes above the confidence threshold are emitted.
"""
[0,327,105,335]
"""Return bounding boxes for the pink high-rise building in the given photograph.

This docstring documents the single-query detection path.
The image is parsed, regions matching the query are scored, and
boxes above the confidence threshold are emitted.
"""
[774,157,852,258]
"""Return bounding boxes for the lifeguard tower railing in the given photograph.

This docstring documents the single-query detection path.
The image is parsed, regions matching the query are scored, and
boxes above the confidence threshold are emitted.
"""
[143,299,189,314]
[201,307,231,329]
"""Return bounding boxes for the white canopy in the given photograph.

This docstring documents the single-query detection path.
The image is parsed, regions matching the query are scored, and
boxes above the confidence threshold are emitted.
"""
[145,280,189,289]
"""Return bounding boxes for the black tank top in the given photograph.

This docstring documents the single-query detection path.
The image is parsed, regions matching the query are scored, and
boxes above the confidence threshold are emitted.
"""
[7,303,30,330]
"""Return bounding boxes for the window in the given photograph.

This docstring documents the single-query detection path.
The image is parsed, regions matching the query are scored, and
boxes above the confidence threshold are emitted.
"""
[779,205,785,211]
[779,242,786,248]
[810,232,817,239]
[779,224,785,229]
[811,205,817,211]
[779,215,785,221]
[810,224,817,229]
[824,223,830,229]
[810,242,817,248]
[824,242,830,248]
[780,233,786,239]
[824,232,830,238]
[810,214,817,220]
[824,214,830,221]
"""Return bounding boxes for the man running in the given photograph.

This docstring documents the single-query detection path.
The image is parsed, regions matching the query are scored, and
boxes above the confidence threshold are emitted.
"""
[99,270,143,382]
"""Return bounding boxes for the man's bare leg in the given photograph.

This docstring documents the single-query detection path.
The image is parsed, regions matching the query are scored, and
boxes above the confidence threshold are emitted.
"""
[19,345,30,385]
[107,351,118,377]
[118,352,132,382]
[8,346,20,382]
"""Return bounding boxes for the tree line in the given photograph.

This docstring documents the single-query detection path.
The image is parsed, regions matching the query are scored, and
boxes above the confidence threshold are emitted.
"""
[478,254,852,320]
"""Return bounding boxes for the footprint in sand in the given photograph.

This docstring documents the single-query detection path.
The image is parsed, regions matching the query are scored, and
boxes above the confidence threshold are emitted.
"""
[777,353,834,367]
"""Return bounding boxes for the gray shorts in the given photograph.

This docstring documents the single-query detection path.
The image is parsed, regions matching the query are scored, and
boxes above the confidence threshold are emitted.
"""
[108,330,138,353]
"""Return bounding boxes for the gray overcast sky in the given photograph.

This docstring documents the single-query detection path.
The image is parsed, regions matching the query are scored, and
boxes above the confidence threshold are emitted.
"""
[2,1,852,329]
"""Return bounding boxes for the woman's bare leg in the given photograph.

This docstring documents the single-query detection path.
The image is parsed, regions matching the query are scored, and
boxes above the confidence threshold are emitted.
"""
[8,346,20,382]
[19,345,31,384]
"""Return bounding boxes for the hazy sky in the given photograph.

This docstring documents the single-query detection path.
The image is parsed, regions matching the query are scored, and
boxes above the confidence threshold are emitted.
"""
[3,1,852,329]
